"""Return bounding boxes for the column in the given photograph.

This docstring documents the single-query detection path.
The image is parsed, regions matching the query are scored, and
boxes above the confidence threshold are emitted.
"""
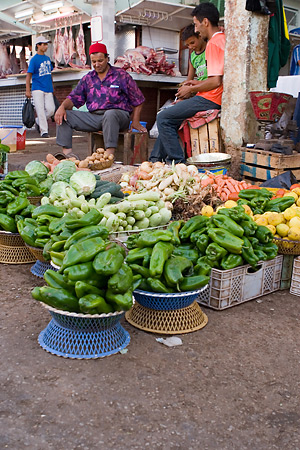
[91,0,115,63]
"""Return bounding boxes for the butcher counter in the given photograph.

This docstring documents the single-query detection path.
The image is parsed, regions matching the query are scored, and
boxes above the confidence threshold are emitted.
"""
[0,68,186,129]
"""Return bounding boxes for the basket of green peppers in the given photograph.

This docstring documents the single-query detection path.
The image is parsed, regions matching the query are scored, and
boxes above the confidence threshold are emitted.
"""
[32,233,135,315]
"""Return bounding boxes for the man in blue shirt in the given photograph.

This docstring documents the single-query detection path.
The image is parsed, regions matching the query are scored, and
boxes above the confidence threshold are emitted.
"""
[26,36,55,138]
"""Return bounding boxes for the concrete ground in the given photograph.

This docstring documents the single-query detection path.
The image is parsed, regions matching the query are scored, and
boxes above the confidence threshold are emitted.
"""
[1,125,300,449]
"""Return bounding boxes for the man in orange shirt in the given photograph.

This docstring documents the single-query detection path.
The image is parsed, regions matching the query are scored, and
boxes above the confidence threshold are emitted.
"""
[149,3,225,164]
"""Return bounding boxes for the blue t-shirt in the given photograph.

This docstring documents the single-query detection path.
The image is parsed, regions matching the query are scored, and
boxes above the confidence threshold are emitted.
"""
[27,54,53,93]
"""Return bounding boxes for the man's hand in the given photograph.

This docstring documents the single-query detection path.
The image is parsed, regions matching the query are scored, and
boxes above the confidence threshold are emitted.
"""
[25,90,31,99]
[298,60,300,66]
[54,105,67,126]
[130,121,147,133]
[177,84,193,99]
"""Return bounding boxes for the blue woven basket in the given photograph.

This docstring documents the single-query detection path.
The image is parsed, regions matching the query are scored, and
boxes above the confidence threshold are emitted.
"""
[38,306,130,359]
[133,287,206,311]
[31,260,54,278]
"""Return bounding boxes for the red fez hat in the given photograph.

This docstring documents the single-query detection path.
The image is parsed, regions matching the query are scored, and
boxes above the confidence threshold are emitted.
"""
[89,43,108,55]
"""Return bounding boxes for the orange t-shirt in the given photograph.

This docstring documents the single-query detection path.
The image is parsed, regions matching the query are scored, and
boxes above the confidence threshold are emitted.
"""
[197,32,225,106]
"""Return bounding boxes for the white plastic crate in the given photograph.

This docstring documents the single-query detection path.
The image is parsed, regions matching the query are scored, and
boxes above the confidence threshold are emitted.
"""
[197,255,283,310]
[290,257,300,296]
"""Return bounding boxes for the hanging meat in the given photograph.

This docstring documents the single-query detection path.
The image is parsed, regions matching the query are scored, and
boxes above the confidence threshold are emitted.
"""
[114,46,179,77]
[53,23,64,67]
[68,21,76,62]
[76,18,86,66]
[9,45,19,74]
[63,21,70,65]
[19,46,28,73]
[0,44,12,78]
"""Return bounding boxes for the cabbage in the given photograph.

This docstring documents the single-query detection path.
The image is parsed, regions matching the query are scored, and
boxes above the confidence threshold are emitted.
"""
[52,160,77,182]
[40,174,53,195]
[69,171,96,195]
[49,181,72,202]
[25,160,49,182]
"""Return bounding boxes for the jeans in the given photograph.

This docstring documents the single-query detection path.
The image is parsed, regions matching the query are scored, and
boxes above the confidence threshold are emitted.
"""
[149,96,221,164]
[32,90,55,136]
[56,109,130,149]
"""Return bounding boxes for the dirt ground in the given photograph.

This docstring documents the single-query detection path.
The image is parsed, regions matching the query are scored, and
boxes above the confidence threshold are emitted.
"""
[1,128,300,449]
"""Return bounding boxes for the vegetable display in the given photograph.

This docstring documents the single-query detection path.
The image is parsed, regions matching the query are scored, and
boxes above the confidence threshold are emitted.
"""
[1,170,47,197]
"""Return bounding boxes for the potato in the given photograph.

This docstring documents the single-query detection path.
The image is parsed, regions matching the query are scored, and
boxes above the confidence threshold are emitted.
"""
[68,157,76,161]
[103,151,109,158]
[100,157,105,162]
[74,160,80,165]
[96,147,105,153]
[92,152,98,158]
[93,159,101,164]
[108,154,114,161]
[79,160,89,168]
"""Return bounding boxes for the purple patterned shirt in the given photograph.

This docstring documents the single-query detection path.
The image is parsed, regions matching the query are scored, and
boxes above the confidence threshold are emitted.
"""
[68,65,145,113]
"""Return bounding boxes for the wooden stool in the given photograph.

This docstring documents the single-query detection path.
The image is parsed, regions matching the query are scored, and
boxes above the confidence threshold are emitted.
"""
[88,130,149,165]
[189,117,222,155]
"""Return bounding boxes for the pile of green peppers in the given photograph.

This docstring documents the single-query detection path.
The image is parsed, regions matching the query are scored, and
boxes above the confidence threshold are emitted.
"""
[0,186,36,234]
[1,170,45,197]
[126,207,279,294]
[32,236,134,314]
[238,188,296,214]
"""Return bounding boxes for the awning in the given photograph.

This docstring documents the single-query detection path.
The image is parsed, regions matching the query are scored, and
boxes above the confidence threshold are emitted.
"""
[116,0,195,32]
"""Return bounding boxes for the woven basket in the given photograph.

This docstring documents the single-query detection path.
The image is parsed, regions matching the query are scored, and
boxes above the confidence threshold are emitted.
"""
[125,301,208,335]
[28,196,42,205]
[25,244,46,262]
[89,159,114,171]
[0,231,24,247]
[133,288,205,311]
[273,237,300,255]
[97,165,136,183]
[0,243,36,264]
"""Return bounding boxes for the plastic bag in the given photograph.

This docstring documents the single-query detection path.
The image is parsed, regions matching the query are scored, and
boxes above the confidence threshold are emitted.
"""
[260,171,298,189]
[22,98,35,128]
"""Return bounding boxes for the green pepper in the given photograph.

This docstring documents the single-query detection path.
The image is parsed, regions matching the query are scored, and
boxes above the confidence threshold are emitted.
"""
[58,228,73,240]
[149,241,174,278]
[192,232,209,254]
[249,197,268,214]
[65,208,103,230]
[63,261,96,281]
[44,269,74,292]
[43,238,53,261]
[237,198,250,207]
[255,225,273,244]
[12,176,39,188]
[17,219,36,246]
[48,214,72,234]
[258,242,278,259]
[163,255,193,289]
[35,237,50,247]
[51,240,66,252]
[6,196,30,216]
[0,207,8,214]
[105,288,133,310]
[36,214,57,225]
[238,188,272,200]
[251,247,268,261]
[132,274,142,290]
[172,244,199,264]
[20,204,36,218]
[107,264,133,294]
[0,183,19,196]
[193,261,212,276]
[50,252,63,267]
[179,274,210,291]
[93,245,125,275]
[0,190,15,207]
[64,225,109,250]
[241,236,259,268]
[32,286,79,312]
[146,278,173,294]
[207,228,244,254]
[167,220,184,245]
[179,215,209,240]
[197,255,220,269]
[135,229,174,247]
[220,254,244,270]
[128,263,150,279]
[0,213,17,232]
[205,242,227,262]
[212,214,244,238]
[19,184,41,197]
[75,281,105,299]
[126,247,153,266]
[5,170,30,182]
[79,294,113,314]
[61,237,106,271]
[32,204,64,219]
[218,206,249,223]
[265,197,295,212]
[35,226,51,238]
[239,218,257,237]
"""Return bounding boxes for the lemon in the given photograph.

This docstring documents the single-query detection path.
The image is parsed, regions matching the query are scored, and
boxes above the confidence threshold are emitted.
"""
[292,188,300,196]
[263,211,274,218]
[255,217,269,226]
[296,197,300,208]
[288,227,300,241]
[201,205,214,217]
[281,238,295,250]
[224,200,237,208]
[283,192,297,201]
[241,204,253,216]
[253,214,262,221]
[266,225,276,235]
[276,223,289,237]
[267,213,285,226]
[283,207,297,221]
[289,216,300,228]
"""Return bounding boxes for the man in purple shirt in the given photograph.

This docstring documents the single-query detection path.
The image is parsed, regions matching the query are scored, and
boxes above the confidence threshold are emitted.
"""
[55,42,146,156]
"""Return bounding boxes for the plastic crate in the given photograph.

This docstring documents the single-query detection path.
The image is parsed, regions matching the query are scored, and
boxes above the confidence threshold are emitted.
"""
[290,257,300,296]
[280,255,295,290]
[197,256,283,310]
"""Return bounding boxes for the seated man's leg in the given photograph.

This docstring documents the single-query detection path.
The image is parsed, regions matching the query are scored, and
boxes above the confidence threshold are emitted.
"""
[102,109,130,155]
[150,96,221,164]
[56,110,103,153]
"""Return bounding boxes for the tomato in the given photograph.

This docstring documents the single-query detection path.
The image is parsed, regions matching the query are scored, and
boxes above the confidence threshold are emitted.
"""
[271,196,277,200]
[246,185,260,189]
[290,184,300,190]
[228,192,240,201]
[275,189,285,198]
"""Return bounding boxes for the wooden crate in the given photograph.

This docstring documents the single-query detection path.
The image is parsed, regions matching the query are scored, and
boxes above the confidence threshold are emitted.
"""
[190,118,221,155]
[240,147,300,183]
